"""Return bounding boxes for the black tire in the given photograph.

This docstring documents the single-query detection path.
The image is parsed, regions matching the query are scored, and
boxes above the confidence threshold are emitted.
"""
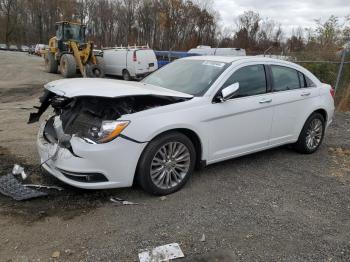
[294,112,325,154]
[136,132,196,195]
[122,69,131,81]
[60,54,76,78]
[86,63,105,78]
[45,52,58,73]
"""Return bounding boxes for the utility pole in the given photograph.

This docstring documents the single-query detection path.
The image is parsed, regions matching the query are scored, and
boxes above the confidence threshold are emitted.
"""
[335,42,349,92]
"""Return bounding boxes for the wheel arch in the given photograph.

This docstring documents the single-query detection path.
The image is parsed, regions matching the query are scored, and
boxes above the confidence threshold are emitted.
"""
[312,108,328,122]
[135,127,204,178]
[297,107,328,139]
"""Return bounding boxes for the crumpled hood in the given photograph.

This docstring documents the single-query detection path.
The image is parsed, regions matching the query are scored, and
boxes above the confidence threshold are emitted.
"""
[45,78,193,99]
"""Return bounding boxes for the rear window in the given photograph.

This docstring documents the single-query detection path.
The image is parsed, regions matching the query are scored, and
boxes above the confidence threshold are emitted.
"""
[271,65,300,91]
[298,71,316,88]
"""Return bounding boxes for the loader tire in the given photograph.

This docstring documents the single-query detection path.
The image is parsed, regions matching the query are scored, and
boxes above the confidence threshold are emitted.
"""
[96,56,105,70]
[60,54,76,78]
[45,52,58,73]
[86,63,105,78]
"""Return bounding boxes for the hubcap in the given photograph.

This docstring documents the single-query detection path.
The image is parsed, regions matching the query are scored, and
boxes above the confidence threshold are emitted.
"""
[150,142,191,190]
[306,118,323,150]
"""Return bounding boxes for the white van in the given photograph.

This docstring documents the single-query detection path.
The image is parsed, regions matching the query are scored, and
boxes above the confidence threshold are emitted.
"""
[103,46,158,80]
[188,45,246,57]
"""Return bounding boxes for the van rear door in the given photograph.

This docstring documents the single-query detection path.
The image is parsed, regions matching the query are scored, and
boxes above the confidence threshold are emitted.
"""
[134,50,158,76]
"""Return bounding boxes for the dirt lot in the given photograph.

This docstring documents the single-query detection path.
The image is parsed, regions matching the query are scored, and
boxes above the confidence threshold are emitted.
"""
[0,51,350,261]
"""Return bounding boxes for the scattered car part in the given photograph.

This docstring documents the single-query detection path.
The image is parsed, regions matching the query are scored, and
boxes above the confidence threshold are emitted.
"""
[12,164,28,180]
[0,173,48,201]
[110,196,138,205]
[138,243,184,262]
[23,184,63,191]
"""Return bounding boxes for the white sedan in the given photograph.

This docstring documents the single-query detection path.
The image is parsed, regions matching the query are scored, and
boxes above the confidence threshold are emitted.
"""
[31,56,335,195]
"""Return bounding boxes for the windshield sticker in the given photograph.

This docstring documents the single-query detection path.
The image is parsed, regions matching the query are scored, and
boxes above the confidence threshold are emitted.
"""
[202,61,225,68]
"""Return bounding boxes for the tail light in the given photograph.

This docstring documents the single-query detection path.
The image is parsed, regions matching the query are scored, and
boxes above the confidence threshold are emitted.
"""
[330,86,335,98]
[133,51,137,62]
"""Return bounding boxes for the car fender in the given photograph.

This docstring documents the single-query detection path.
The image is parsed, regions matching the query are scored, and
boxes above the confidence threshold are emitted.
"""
[121,106,210,161]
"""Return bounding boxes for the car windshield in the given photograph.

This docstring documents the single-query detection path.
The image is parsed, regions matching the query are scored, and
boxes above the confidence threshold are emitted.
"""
[142,59,229,96]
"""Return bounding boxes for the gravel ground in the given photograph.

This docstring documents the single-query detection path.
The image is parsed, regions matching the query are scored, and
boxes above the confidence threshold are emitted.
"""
[0,51,349,261]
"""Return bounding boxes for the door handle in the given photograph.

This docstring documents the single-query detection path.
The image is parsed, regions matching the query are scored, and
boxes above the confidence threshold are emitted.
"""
[259,98,272,104]
[301,92,311,97]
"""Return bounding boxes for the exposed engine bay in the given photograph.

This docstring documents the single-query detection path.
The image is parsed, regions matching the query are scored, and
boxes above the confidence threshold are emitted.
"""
[29,90,188,144]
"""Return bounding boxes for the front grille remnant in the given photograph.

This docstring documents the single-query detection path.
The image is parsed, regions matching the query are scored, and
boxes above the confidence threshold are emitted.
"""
[0,173,48,201]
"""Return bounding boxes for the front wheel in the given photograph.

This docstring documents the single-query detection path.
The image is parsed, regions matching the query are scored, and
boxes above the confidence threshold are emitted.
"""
[60,54,76,78]
[294,112,325,154]
[136,132,196,195]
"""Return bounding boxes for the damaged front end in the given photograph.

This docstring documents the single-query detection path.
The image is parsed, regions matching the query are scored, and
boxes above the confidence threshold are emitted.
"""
[29,80,191,189]
[30,90,188,144]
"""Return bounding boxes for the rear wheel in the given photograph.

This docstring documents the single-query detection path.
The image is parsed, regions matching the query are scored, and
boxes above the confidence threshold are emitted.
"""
[136,132,196,195]
[294,113,325,154]
[122,69,131,81]
[60,54,76,78]
[45,52,58,73]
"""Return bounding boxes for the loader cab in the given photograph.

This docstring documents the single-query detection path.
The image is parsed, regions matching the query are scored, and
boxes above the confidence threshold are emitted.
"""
[55,22,86,51]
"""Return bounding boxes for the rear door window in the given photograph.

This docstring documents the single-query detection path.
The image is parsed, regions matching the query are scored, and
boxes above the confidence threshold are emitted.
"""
[298,71,316,88]
[271,65,300,91]
[222,64,267,98]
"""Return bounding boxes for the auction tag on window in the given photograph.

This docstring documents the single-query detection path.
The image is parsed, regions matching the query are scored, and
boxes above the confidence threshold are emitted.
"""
[202,61,225,67]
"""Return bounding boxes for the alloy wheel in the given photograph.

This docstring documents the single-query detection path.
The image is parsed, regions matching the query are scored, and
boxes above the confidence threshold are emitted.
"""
[150,142,191,190]
[305,118,323,150]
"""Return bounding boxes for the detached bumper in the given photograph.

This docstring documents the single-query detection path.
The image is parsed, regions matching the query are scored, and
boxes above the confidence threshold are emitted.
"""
[37,124,147,189]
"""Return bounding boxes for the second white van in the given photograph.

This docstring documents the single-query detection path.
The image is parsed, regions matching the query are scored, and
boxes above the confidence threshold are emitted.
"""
[188,46,246,57]
[103,46,158,80]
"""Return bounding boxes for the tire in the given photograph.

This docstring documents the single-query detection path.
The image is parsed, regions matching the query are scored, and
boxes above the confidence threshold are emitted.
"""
[86,63,105,78]
[122,69,131,81]
[60,54,76,78]
[96,56,105,70]
[294,112,325,154]
[45,52,58,73]
[136,132,196,195]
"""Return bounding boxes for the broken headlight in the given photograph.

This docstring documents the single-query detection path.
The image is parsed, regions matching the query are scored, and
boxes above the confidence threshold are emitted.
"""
[91,120,130,143]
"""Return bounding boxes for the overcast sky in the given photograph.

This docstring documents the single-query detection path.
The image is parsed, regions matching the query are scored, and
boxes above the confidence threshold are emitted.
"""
[213,0,350,35]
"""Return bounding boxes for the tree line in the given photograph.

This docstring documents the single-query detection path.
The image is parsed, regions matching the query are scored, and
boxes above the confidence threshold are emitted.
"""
[0,0,349,56]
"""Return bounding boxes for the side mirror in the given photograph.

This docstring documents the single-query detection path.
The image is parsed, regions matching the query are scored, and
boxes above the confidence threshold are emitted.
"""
[220,82,239,101]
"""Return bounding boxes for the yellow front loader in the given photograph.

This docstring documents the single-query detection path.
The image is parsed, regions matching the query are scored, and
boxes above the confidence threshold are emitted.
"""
[44,21,104,78]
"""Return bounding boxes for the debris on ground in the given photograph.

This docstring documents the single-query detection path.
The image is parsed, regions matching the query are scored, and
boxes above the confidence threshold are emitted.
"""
[0,164,62,200]
[23,184,63,191]
[12,164,28,180]
[138,243,184,262]
[0,173,48,201]
[51,251,60,258]
[110,196,138,205]
[200,233,206,242]
[160,196,167,201]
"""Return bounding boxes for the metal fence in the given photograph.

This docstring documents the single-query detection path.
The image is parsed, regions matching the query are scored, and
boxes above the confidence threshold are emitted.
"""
[258,49,350,111]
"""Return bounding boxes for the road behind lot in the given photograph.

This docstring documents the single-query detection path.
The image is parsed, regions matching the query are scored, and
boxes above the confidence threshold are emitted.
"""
[0,51,349,261]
